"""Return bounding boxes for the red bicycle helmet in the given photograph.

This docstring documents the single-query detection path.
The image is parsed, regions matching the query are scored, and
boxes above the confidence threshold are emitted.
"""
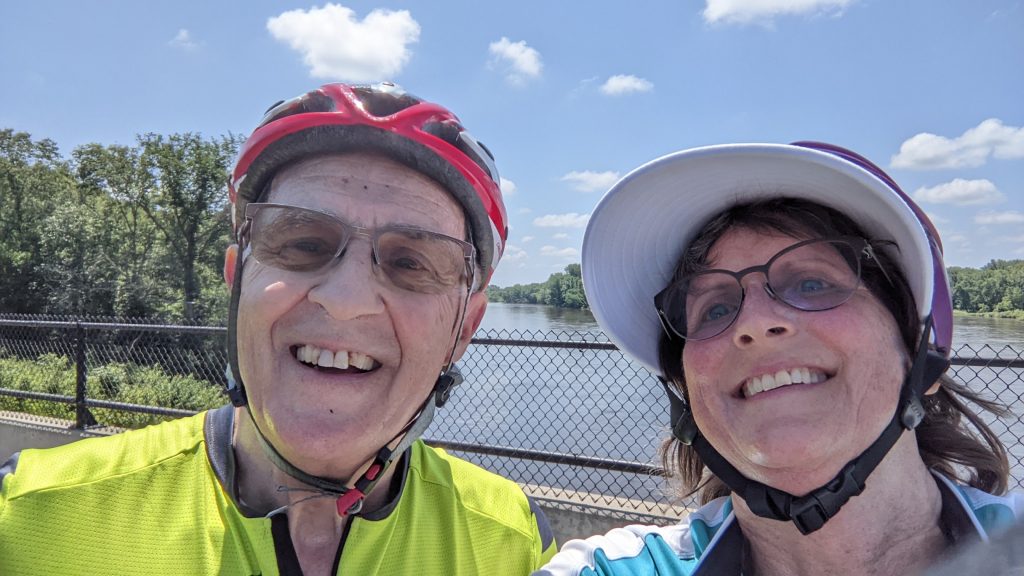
[229,82,507,287]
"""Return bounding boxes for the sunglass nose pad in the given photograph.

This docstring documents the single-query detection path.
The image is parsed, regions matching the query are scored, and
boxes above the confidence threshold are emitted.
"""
[762,282,780,301]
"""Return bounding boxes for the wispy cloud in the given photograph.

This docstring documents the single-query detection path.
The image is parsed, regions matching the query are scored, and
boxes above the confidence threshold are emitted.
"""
[521,236,535,243]
[552,233,569,240]
[540,245,579,258]
[488,37,542,85]
[561,170,620,193]
[267,3,420,81]
[975,210,1024,225]
[891,119,1024,170]
[169,29,199,51]
[501,244,528,263]
[913,179,1004,205]
[702,0,856,25]
[500,177,517,196]
[600,74,653,96]
[533,213,590,228]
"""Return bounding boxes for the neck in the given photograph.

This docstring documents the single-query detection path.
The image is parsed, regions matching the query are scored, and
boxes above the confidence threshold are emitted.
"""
[733,432,946,576]
[231,406,398,516]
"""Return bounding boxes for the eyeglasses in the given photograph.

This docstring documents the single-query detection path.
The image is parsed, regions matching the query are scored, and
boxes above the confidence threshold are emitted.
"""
[655,236,888,341]
[242,203,476,294]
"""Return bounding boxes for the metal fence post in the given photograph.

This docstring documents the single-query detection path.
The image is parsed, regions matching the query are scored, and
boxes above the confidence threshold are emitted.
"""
[74,321,88,429]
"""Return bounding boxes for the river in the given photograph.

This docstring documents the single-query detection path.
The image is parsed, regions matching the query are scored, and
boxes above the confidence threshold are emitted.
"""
[425,303,1024,505]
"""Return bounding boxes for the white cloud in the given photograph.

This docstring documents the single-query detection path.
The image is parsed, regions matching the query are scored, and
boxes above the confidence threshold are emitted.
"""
[169,29,199,51]
[540,245,580,258]
[561,170,620,193]
[501,244,528,263]
[488,37,542,85]
[516,207,532,215]
[913,179,1004,205]
[891,119,1024,170]
[552,233,569,240]
[499,177,517,196]
[533,213,591,228]
[267,4,420,81]
[521,236,535,243]
[600,74,654,96]
[975,210,1024,225]
[703,0,855,25]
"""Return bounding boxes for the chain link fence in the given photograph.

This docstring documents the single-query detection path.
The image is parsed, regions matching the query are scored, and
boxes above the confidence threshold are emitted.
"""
[1,315,1022,522]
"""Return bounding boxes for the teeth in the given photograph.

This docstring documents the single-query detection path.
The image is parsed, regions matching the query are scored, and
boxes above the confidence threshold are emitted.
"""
[295,345,372,372]
[350,352,373,371]
[774,370,791,387]
[743,367,826,398]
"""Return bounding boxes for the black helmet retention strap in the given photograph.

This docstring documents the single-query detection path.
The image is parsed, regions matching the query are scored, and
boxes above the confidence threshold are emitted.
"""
[664,315,949,535]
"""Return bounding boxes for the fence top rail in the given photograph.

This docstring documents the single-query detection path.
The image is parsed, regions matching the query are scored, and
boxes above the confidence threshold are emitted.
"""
[2,316,1022,367]
[0,319,227,335]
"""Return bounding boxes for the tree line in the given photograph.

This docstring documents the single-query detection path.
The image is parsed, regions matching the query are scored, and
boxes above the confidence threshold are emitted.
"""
[487,264,588,309]
[2,128,1022,321]
[0,129,240,323]
[491,261,1024,318]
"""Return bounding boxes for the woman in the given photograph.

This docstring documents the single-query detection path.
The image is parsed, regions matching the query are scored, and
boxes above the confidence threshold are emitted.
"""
[536,142,1022,575]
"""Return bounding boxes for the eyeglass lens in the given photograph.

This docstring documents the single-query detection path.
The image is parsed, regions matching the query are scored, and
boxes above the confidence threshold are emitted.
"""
[246,204,472,294]
[659,238,863,340]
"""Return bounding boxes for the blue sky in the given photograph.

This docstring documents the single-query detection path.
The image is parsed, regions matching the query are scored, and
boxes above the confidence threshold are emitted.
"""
[2,0,1022,287]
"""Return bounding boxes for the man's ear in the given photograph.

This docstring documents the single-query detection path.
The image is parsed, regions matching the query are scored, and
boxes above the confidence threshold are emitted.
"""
[450,292,488,363]
[224,244,239,287]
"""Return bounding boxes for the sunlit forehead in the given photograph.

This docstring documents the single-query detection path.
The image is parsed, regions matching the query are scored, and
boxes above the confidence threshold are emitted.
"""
[266,153,467,240]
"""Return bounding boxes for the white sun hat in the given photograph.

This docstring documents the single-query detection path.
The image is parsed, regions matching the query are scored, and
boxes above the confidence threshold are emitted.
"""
[581,142,946,374]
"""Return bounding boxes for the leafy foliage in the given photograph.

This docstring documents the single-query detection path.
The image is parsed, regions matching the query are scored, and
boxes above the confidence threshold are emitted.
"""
[488,264,588,309]
[0,353,225,429]
[0,129,238,323]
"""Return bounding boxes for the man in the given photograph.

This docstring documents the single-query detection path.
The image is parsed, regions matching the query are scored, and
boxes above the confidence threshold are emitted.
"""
[0,82,556,575]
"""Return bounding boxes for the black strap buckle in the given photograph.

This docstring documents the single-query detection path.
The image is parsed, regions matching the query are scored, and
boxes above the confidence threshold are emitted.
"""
[788,463,865,535]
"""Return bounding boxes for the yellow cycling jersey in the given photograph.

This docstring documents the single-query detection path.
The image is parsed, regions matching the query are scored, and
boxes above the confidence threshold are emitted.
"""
[0,406,556,575]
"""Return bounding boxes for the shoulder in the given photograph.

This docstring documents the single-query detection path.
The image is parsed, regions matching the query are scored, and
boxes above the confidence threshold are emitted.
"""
[533,497,733,576]
[534,523,695,576]
[408,441,556,554]
[410,441,542,521]
[936,473,1024,535]
[1,411,209,502]
[412,441,530,504]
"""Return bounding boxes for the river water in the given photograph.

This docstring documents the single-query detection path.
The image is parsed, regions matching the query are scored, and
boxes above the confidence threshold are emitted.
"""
[426,303,1024,505]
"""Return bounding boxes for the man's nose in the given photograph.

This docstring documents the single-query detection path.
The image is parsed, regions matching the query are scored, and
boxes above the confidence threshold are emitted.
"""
[307,238,385,320]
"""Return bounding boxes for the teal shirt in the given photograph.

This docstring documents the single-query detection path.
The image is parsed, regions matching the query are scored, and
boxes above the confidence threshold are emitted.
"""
[535,472,1024,576]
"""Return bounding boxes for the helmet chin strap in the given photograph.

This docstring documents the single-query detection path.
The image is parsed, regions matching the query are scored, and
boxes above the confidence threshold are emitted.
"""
[665,315,950,535]
[224,233,473,517]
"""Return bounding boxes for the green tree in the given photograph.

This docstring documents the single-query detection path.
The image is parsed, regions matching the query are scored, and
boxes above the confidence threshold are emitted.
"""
[73,143,168,317]
[0,129,77,312]
[137,133,238,322]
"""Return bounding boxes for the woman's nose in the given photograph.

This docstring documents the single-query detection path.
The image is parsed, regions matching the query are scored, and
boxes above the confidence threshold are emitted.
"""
[731,280,795,347]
